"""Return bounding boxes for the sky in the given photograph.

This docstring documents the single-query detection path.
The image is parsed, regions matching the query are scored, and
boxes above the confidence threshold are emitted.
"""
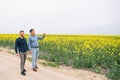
[0,0,120,34]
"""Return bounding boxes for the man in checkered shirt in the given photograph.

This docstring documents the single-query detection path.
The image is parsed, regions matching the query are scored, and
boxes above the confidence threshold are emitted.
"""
[15,30,29,76]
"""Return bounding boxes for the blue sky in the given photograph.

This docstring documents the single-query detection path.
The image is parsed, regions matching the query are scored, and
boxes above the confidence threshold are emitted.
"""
[0,0,120,34]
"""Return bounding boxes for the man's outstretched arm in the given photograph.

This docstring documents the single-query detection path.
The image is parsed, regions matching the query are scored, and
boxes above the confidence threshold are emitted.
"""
[38,33,46,40]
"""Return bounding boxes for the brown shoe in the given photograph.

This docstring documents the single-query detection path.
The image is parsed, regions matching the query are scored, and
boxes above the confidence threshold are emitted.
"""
[35,66,38,69]
[33,68,37,72]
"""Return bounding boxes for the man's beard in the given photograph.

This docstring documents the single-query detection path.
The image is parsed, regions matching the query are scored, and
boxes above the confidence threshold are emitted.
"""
[21,35,24,37]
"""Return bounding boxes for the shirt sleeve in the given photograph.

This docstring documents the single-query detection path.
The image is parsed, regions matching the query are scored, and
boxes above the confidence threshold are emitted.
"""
[15,39,19,54]
[38,35,45,40]
[25,38,29,51]
[28,37,31,51]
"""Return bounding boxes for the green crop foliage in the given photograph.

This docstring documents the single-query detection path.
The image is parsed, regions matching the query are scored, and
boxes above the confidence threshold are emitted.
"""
[0,34,120,79]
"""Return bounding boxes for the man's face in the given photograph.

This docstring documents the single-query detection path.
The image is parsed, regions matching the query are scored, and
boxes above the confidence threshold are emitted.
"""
[31,30,35,35]
[20,32,24,37]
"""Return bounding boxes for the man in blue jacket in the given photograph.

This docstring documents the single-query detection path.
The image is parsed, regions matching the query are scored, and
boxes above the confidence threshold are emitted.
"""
[28,29,46,72]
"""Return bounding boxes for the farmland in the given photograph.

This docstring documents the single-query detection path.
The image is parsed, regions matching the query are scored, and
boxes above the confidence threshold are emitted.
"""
[0,34,120,79]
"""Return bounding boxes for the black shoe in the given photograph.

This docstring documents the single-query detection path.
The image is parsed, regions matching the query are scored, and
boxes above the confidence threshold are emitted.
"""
[21,71,26,76]
[23,69,26,72]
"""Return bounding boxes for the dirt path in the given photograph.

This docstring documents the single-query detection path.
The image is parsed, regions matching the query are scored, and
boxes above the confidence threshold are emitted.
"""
[0,48,108,80]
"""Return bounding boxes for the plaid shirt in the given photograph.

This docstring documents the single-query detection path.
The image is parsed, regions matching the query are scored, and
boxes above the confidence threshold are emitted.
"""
[15,37,29,53]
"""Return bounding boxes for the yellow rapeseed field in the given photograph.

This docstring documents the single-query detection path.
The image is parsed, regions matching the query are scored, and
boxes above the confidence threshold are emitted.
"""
[0,34,120,79]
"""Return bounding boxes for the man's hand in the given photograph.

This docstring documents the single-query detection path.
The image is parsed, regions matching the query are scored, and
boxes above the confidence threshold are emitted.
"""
[16,53,19,56]
[27,51,32,54]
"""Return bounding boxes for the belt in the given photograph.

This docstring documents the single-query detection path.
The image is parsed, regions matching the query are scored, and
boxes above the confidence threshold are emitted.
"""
[31,46,39,48]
